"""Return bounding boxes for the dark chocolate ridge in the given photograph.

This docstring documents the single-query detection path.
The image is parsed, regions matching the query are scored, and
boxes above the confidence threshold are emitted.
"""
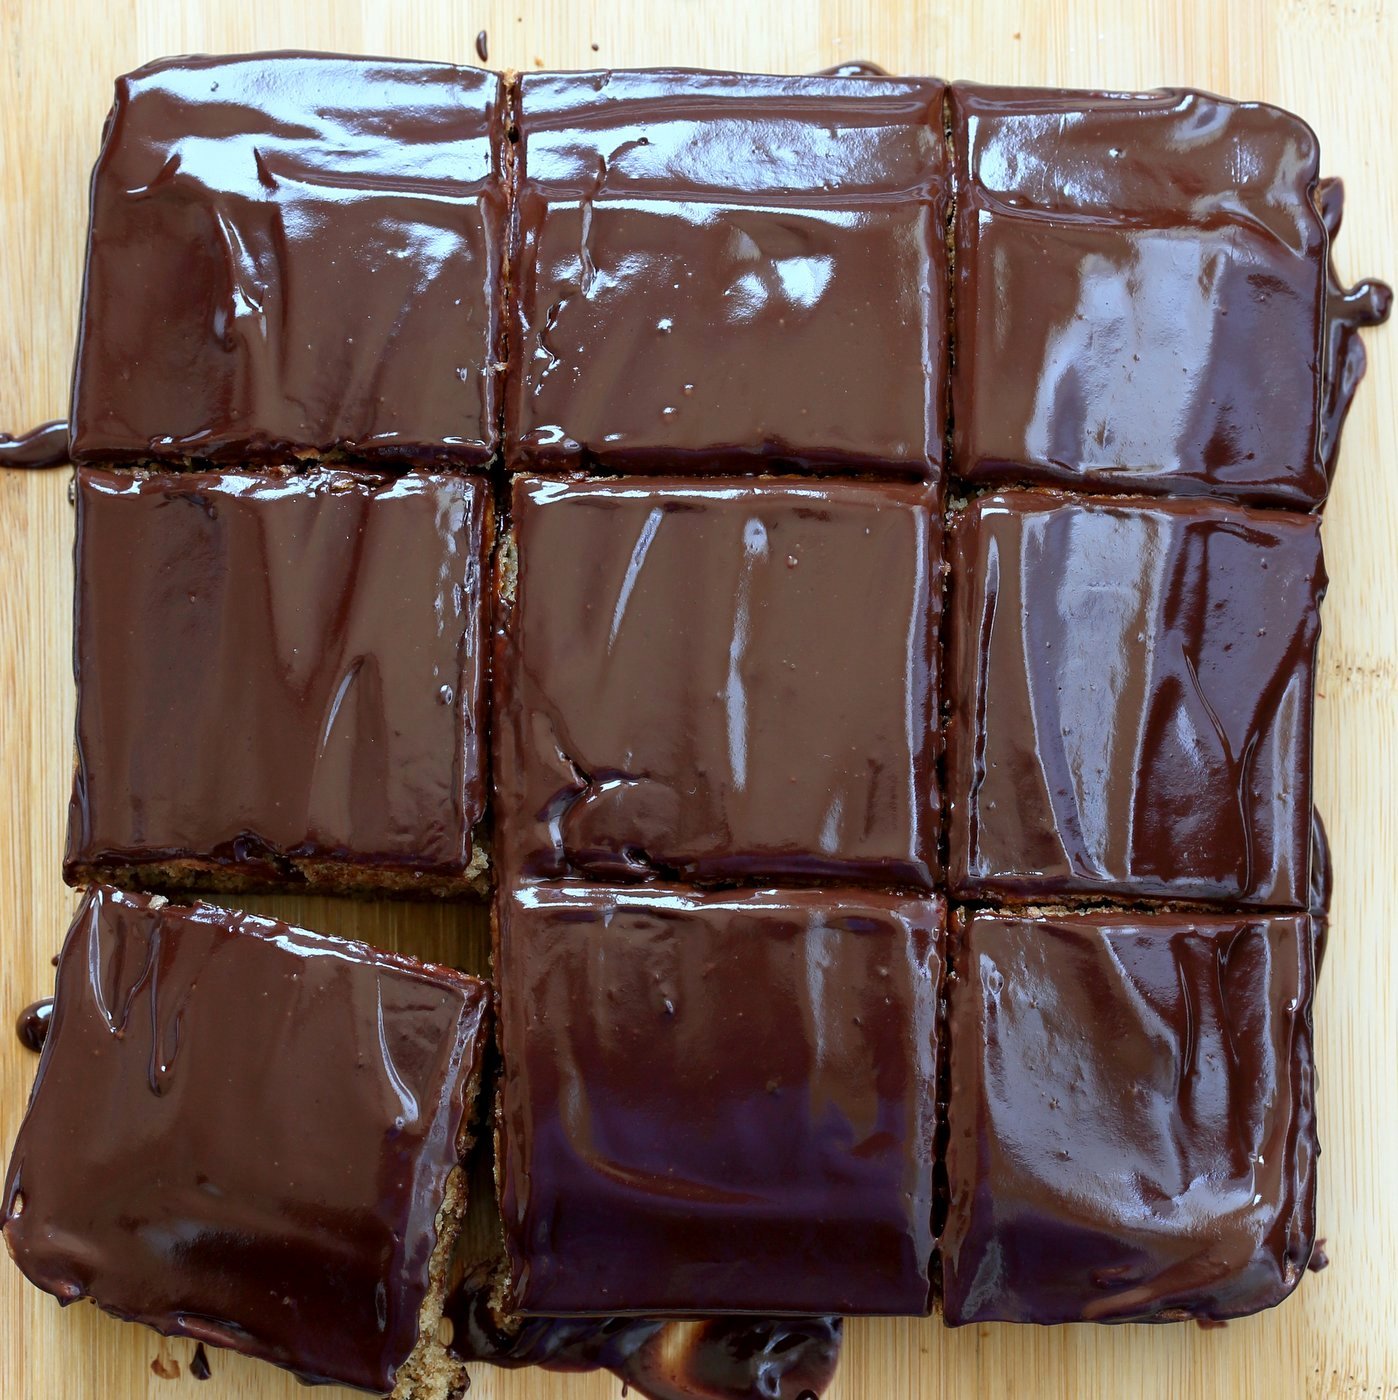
[1309,807,1333,920]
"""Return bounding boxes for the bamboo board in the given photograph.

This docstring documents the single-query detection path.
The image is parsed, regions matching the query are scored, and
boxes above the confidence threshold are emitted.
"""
[1,1,1394,1396]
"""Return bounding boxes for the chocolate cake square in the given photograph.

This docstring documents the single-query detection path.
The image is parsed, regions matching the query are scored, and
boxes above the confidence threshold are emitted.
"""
[70,53,507,466]
[506,70,948,477]
[3,886,491,1395]
[944,490,1324,907]
[495,883,943,1316]
[64,466,491,896]
[495,475,942,888]
[941,909,1317,1324]
[950,84,1330,506]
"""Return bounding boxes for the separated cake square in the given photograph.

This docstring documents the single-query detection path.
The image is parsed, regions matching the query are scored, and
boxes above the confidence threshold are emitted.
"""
[69,53,507,465]
[494,475,942,888]
[64,466,492,895]
[950,84,1330,506]
[3,886,491,1395]
[506,70,948,476]
[495,884,943,1316]
[941,908,1317,1324]
[944,490,1324,907]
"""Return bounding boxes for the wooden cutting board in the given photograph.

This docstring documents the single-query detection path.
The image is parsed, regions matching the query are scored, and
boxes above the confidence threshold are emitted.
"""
[1,1,1393,1396]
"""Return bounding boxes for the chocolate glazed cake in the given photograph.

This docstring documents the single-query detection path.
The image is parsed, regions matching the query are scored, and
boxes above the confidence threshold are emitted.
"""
[4,888,492,1397]
[0,47,1392,1400]
[63,467,494,897]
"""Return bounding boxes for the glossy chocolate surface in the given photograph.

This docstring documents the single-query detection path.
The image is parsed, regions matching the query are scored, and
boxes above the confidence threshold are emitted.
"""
[0,421,68,469]
[942,909,1317,1324]
[496,884,942,1316]
[945,490,1324,907]
[506,69,947,476]
[495,475,940,888]
[2,886,490,1391]
[950,84,1333,506]
[65,467,490,890]
[70,53,506,465]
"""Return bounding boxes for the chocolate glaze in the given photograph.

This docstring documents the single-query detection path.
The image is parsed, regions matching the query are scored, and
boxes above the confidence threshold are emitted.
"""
[448,1263,841,1399]
[1315,177,1394,478]
[70,53,506,466]
[0,421,68,469]
[496,476,941,888]
[2,886,490,1392]
[945,490,1324,908]
[507,69,947,476]
[942,909,1317,1324]
[950,84,1348,507]
[497,884,942,1316]
[64,467,491,893]
[15,999,53,1052]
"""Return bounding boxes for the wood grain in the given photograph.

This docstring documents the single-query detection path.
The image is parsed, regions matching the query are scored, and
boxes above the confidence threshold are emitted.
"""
[1,2,1393,1397]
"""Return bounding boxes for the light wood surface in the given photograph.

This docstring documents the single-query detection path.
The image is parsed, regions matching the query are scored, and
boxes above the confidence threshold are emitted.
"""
[2,2,1394,1397]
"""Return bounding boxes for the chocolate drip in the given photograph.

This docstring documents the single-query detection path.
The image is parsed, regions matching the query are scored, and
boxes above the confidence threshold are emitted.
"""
[475,30,489,62]
[624,1318,841,1400]
[1310,808,1334,918]
[16,1000,53,1052]
[189,1343,212,1380]
[1310,809,1332,976]
[0,421,68,469]
[1316,177,1393,480]
[150,1349,180,1379]
[813,60,890,76]
[447,1264,841,1399]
